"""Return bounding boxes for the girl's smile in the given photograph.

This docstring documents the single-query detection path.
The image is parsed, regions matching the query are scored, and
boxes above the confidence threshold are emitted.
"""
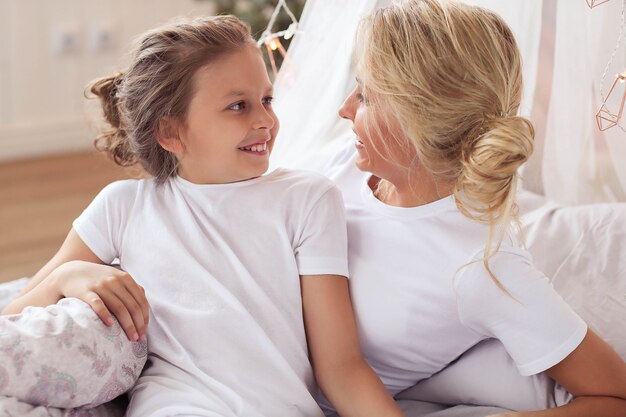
[166,44,279,185]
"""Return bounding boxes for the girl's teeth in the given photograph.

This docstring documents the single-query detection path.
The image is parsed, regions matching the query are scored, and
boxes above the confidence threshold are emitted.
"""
[240,143,268,152]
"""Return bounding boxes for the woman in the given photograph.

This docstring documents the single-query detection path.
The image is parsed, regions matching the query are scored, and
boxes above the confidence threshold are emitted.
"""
[322,0,626,416]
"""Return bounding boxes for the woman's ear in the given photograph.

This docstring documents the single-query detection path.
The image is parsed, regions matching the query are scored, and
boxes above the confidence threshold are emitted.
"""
[156,117,185,154]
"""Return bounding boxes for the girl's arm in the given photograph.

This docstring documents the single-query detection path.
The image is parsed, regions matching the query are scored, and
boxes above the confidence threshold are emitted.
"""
[11,229,103,300]
[301,274,405,417]
[2,228,149,341]
[491,329,626,417]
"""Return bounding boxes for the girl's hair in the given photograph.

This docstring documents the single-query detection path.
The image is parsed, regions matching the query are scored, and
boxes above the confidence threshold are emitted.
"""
[355,0,534,284]
[88,15,255,182]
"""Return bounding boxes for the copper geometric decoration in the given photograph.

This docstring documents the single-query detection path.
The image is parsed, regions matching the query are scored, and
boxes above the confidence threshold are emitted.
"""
[587,0,612,8]
[596,71,626,131]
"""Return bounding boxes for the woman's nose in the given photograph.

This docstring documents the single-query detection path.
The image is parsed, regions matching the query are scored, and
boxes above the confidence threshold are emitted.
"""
[338,92,355,121]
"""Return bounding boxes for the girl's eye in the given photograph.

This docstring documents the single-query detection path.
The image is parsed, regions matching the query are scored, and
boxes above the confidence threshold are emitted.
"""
[229,101,246,111]
[263,96,274,105]
[356,93,367,104]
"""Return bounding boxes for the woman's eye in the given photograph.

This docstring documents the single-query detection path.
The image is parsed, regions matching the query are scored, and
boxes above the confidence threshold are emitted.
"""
[229,101,246,111]
[263,96,274,105]
[356,93,367,103]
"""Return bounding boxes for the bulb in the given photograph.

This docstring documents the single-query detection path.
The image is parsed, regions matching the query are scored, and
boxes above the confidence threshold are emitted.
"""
[269,39,280,51]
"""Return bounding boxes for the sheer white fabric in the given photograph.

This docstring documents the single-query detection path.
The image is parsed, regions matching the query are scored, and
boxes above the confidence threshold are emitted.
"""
[271,0,626,204]
[271,0,387,172]
[542,1,626,203]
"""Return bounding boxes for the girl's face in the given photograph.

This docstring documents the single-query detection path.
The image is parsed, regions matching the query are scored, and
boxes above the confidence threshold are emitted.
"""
[170,45,279,184]
[338,81,413,180]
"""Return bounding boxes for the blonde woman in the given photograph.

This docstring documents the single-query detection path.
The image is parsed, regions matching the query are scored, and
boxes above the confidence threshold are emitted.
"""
[324,0,626,416]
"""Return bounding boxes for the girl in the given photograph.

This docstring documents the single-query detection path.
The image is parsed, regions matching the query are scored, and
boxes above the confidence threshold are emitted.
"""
[2,15,403,417]
[325,0,626,416]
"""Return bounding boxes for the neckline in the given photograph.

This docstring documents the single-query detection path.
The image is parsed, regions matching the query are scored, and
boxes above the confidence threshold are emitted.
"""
[173,169,280,190]
[360,174,456,219]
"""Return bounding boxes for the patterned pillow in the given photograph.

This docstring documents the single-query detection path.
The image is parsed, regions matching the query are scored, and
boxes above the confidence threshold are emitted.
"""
[0,297,147,409]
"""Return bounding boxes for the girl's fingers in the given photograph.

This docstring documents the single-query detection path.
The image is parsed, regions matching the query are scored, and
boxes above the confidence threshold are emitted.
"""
[122,278,150,332]
[112,285,147,339]
[98,289,140,341]
[84,291,115,326]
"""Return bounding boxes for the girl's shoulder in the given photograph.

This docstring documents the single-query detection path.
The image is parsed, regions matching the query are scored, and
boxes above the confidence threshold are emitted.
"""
[265,168,340,193]
[97,177,148,195]
[262,169,344,209]
[93,178,159,208]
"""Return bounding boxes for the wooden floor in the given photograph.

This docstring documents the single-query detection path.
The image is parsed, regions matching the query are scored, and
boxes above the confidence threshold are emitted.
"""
[0,151,136,283]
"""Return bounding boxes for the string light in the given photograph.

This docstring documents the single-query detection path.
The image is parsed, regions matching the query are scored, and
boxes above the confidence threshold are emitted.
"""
[587,0,612,8]
[264,37,288,75]
[257,0,300,77]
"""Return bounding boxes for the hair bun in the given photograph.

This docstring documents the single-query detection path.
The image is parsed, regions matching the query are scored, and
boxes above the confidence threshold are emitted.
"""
[457,115,534,222]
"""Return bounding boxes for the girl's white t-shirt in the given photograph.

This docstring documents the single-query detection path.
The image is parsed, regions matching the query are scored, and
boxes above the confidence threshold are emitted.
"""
[323,142,587,395]
[73,169,349,417]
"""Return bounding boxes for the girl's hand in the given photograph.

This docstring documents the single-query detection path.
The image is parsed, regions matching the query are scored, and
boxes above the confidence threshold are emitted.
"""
[48,260,149,342]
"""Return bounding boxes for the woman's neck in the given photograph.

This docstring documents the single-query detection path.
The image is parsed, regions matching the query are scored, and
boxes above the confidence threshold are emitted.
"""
[369,169,454,208]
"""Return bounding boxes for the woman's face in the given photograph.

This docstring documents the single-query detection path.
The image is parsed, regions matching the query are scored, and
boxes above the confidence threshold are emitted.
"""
[338,81,415,180]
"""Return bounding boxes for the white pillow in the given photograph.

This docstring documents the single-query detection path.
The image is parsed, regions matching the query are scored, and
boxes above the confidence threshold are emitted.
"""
[520,190,626,359]
[395,338,572,411]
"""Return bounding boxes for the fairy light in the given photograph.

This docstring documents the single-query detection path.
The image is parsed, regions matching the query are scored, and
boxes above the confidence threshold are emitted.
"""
[257,0,300,76]
[587,0,612,8]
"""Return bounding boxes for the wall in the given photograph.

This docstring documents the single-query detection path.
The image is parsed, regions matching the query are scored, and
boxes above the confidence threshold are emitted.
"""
[0,0,216,162]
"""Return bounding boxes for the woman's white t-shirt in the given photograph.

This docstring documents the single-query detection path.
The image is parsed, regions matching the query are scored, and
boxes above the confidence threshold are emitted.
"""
[324,143,587,395]
[73,169,349,417]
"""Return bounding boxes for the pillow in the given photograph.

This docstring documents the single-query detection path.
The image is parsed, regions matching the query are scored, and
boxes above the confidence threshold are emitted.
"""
[0,394,126,417]
[0,277,30,311]
[395,338,572,412]
[519,191,626,359]
[0,297,147,409]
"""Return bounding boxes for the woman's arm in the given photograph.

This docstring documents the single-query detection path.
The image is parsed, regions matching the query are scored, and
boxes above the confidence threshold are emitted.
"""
[2,228,149,341]
[492,329,626,417]
[301,274,405,417]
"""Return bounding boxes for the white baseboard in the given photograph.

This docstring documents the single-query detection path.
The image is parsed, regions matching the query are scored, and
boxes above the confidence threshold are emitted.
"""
[0,120,94,162]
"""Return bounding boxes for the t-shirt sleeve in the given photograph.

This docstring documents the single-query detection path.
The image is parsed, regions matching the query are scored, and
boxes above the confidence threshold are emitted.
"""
[72,181,134,264]
[455,248,587,376]
[294,184,349,278]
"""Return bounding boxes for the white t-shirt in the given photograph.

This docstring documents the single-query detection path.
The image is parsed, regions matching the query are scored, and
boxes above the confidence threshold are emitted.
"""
[73,169,349,417]
[323,142,587,396]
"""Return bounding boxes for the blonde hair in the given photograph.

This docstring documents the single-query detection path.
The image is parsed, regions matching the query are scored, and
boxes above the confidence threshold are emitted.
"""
[355,0,534,285]
[88,15,255,183]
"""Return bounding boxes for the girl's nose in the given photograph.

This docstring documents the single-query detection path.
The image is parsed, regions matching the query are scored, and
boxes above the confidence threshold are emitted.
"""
[253,106,275,130]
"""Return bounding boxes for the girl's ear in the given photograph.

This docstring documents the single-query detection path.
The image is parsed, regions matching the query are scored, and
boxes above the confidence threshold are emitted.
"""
[157,117,185,154]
